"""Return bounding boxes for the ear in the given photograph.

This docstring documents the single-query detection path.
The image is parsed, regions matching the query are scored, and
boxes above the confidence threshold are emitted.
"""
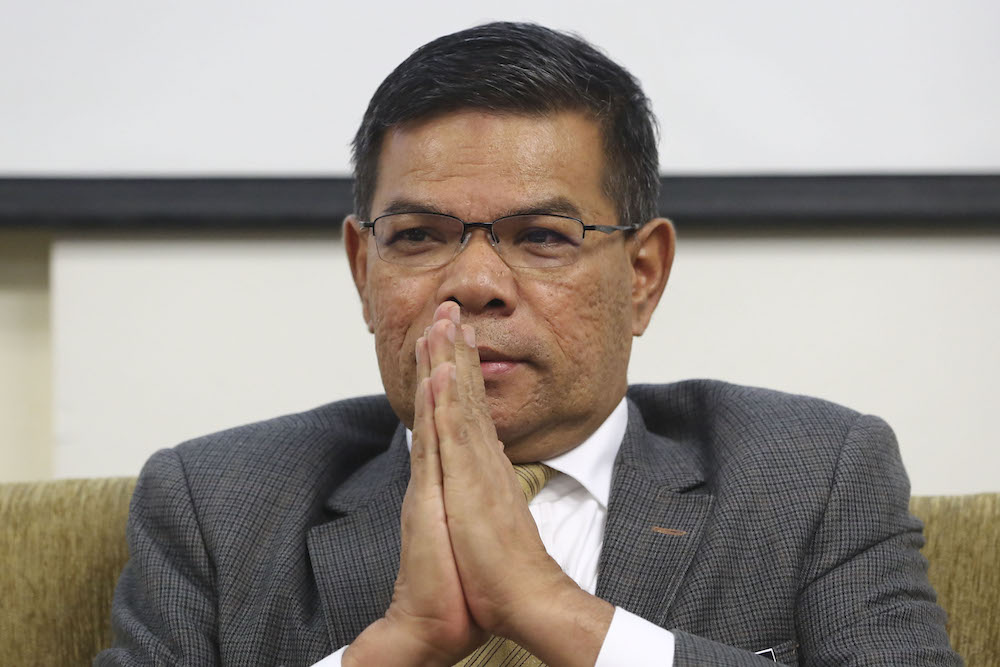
[629,217,675,336]
[343,215,375,333]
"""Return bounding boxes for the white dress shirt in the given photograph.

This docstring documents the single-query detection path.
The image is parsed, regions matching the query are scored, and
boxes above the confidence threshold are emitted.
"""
[312,397,674,666]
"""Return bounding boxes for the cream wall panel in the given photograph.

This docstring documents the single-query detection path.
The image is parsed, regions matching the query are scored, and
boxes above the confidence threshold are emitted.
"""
[51,234,1000,495]
[51,234,383,479]
[634,232,1000,496]
[0,232,52,482]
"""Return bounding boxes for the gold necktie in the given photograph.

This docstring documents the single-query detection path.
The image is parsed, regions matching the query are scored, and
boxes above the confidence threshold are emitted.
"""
[454,463,555,667]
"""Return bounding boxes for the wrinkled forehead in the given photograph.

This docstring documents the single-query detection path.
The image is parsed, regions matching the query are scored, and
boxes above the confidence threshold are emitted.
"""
[370,109,615,224]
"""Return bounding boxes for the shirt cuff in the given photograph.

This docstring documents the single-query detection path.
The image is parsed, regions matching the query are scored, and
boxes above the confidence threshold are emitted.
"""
[309,645,346,667]
[595,606,675,667]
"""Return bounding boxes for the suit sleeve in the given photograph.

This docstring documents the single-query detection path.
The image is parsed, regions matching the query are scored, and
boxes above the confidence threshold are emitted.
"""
[95,448,220,666]
[670,414,961,666]
[792,414,960,665]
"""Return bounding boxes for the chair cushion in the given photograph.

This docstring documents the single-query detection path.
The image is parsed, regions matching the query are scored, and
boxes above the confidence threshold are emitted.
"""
[1,477,135,666]
[911,493,1000,665]
[1,478,996,665]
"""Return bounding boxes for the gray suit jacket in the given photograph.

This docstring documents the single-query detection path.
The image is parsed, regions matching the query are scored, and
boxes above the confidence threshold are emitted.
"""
[97,381,960,666]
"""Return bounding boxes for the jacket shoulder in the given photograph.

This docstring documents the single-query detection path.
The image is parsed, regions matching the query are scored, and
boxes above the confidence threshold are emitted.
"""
[629,379,865,444]
[172,394,397,473]
[627,380,890,486]
[134,395,401,529]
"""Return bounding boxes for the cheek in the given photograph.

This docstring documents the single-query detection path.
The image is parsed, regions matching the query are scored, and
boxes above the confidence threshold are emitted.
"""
[540,263,633,364]
[368,273,432,375]
[366,269,440,426]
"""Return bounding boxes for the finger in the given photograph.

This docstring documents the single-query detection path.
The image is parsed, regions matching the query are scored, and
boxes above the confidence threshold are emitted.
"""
[427,302,460,371]
[431,357,530,530]
[413,336,432,450]
[432,360,492,478]
[410,377,442,490]
[455,323,488,408]
[454,323,495,449]
[430,361,457,414]
[430,360,462,451]
[433,301,461,325]
[416,335,431,385]
[427,319,457,371]
[431,361,476,490]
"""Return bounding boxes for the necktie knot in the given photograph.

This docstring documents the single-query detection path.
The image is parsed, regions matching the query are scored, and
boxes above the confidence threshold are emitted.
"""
[513,463,556,503]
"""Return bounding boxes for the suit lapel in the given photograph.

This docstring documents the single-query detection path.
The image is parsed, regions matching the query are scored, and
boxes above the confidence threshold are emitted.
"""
[596,400,712,625]
[307,425,410,650]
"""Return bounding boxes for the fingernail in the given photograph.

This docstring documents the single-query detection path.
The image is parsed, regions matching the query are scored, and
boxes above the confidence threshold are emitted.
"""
[449,364,457,380]
[446,322,456,342]
[448,304,461,325]
[463,325,475,347]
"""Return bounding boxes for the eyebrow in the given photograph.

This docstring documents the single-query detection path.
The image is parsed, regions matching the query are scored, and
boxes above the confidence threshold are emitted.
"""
[376,196,584,221]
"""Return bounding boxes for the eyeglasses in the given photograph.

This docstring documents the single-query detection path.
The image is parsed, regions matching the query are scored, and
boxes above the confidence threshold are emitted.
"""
[359,212,635,268]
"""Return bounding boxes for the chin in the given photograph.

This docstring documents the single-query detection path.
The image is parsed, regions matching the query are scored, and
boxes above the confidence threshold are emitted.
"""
[490,412,524,443]
[492,413,543,454]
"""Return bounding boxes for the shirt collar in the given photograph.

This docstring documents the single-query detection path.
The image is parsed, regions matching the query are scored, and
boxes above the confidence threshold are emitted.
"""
[404,396,628,509]
[540,397,627,509]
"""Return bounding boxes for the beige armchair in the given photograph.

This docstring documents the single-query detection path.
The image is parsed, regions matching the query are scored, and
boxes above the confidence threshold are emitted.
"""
[1,479,997,666]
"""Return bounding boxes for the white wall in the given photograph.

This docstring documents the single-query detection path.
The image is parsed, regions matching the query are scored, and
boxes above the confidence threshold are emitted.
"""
[51,233,1000,495]
[2,0,999,174]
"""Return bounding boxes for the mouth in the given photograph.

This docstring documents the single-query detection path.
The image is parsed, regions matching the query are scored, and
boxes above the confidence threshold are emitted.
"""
[476,346,523,379]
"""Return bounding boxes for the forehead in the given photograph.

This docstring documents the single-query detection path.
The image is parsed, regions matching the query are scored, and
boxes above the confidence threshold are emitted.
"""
[370,110,614,221]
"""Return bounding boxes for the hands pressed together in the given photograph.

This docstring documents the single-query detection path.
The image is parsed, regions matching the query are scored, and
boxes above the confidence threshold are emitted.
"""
[344,302,613,666]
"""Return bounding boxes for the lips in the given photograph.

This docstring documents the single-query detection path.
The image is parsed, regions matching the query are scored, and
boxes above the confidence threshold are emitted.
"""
[476,346,523,379]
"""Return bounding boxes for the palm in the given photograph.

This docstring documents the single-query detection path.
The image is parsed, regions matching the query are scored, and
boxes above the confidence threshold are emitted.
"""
[389,472,485,656]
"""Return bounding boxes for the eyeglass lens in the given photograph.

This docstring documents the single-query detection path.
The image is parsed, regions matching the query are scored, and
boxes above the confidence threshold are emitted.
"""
[372,213,585,268]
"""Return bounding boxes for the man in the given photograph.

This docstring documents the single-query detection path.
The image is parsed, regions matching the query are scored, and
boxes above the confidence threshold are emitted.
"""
[98,22,960,666]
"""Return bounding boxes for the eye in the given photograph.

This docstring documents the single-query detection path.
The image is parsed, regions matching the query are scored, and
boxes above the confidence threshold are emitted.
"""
[388,227,437,245]
[516,226,574,246]
[380,215,452,248]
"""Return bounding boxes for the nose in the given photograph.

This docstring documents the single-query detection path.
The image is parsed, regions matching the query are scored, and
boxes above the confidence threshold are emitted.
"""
[435,228,517,316]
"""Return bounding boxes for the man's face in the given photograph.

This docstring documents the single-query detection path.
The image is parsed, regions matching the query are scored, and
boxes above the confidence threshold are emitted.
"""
[347,110,666,461]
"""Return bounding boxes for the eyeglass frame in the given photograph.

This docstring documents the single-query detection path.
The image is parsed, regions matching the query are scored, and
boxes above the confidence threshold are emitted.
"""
[358,211,637,268]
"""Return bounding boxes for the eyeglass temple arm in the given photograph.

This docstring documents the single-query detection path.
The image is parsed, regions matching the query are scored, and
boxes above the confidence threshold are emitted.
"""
[583,223,637,235]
